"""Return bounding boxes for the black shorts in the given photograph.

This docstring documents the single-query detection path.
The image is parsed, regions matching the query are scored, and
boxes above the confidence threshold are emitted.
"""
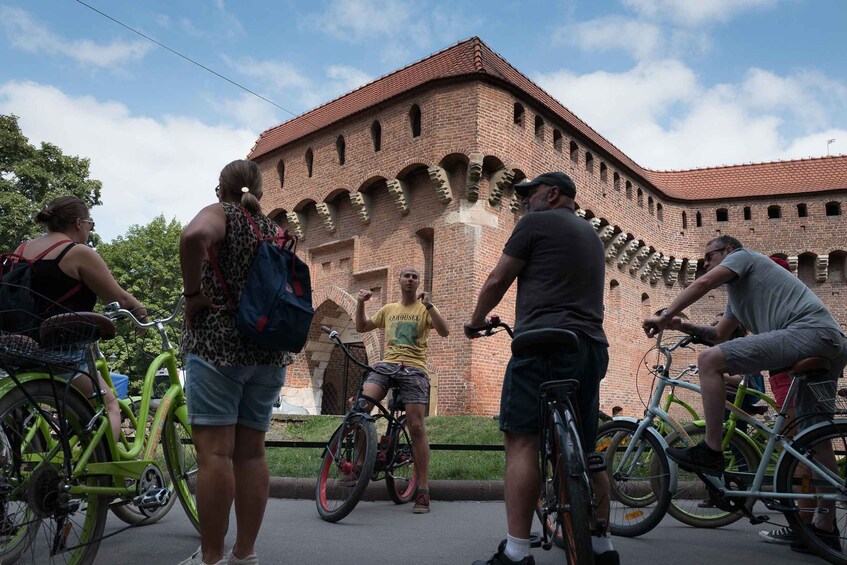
[499,333,608,451]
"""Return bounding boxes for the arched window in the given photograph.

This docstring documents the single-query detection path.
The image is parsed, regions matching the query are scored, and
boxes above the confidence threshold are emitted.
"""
[608,279,621,313]
[305,148,313,178]
[336,135,346,165]
[513,103,525,126]
[744,206,751,220]
[637,188,643,207]
[797,203,807,217]
[682,211,688,229]
[767,205,781,219]
[641,292,652,319]
[613,172,620,190]
[648,196,654,214]
[625,181,632,199]
[409,104,421,137]
[696,211,702,227]
[553,129,562,151]
[829,251,847,282]
[277,159,285,189]
[570,140,578,162]
[798,253,816,285]
[826,201,842,216]
[371,121,382,152]
[716,208,728,222]
[657,203,663,221]
[534,115,544,139]
[600,162,608,182]
[585,151,594,173]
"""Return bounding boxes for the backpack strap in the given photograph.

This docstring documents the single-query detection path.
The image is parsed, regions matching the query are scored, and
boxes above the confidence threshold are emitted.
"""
[39,241,83,311]
[33,239,74,262]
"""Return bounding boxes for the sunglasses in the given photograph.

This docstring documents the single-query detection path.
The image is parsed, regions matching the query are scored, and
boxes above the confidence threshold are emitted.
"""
[704,246,728,262]
[81,219,96,231]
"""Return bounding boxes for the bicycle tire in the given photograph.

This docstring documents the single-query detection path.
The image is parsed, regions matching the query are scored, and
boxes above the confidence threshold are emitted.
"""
[111,401,177,525]
[663,422,758,528]
[552,412,594,565]
[776,420,847,565]
[385,417,418,504]
[595,420,671,537]
[162,403,200,533]
[315,414,377,522]
[0,379,110,565]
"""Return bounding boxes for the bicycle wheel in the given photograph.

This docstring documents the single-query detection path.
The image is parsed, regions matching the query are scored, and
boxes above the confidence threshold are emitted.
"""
[663,422,758,528]
[595,420,671,537]
[0,379,109,565]
[162,403,200,533]
[111,400,177,525]
[551,413,594,565]
[315,415,377,522]
[776,420,847,565]
[385,417,417,504]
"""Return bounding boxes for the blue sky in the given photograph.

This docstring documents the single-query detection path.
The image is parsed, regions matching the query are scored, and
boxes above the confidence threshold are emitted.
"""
[1,0,845,241]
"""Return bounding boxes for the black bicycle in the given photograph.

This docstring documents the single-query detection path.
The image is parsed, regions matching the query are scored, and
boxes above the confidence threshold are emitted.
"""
[315,326,419,522]
[471,317,597,565]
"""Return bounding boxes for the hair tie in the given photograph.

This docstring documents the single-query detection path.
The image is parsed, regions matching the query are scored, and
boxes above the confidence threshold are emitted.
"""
[241,187,250,194]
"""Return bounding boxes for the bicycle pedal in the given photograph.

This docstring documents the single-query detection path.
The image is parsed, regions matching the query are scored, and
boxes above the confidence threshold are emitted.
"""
[750,515,769,525]
[133,486,170,509]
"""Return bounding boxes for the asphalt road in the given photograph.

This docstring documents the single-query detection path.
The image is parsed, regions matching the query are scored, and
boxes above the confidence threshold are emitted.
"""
[52,499,827,565]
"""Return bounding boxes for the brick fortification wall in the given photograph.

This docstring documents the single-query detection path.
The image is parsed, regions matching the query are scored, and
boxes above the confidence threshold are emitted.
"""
[254,69,846,418]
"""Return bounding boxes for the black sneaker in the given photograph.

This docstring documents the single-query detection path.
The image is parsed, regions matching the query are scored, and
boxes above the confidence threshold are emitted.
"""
[790,523,841,554]
[666,441,725,475]
[472,540,535,565]
[594,549,620,565]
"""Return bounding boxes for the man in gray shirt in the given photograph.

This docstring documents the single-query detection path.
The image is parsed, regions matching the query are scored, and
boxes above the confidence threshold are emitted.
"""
[643,235,847,550]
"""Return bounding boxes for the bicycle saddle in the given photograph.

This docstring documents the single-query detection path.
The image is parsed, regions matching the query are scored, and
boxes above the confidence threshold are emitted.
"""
[511,328,578,357]
[39,312,116,347]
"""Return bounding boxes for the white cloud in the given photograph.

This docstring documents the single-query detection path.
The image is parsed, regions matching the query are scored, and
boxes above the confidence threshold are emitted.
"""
[535,59,847,169]
[622,0,778,26]
[556,16,662,61]
[0,6,151,68]
[0,81,257,242]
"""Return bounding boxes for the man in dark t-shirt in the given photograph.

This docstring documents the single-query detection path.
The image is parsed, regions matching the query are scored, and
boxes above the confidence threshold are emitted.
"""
[465,172,616,565]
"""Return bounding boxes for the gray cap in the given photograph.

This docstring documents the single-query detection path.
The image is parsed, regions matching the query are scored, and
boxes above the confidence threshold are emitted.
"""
[513,172,577,198]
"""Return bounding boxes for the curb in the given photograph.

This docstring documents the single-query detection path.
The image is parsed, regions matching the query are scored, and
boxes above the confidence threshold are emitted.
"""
[269,477,504,502]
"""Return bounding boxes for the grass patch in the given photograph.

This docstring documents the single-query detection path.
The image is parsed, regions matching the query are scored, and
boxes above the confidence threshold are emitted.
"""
[265,415,505,481]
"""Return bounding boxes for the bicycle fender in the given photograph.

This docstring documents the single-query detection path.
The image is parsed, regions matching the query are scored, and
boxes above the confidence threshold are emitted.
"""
[774,420,845,482]
[606,417,678,493]
[0,372,91,406]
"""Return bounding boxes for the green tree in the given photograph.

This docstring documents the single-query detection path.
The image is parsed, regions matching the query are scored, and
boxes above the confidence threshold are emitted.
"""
[97,215,183,392]
[0,114,102,251]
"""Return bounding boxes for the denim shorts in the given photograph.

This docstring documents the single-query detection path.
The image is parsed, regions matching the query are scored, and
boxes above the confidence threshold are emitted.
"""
[500,334,608,451]
[363,362,430,404]
[184,354,286,431]
[720,327,847,429]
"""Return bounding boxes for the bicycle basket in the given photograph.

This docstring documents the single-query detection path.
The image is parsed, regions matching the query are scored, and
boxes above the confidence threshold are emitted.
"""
[0,283,114,370]
[806,379,847,415]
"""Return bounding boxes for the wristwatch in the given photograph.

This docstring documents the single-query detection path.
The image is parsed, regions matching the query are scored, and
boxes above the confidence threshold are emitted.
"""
[425,303,434,310]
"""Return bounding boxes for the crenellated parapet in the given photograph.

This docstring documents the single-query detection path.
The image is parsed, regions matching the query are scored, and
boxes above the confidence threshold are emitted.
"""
[466,153,484,202]
[315,202,336,233]
[640,252,661,281]
[428,165,453,203]
[489,168,515,205]
[617,240,640,268]
[286,211,305,238]
[509,191,522,213]
[349,191,371,224]
[386,178,410,215]
[575,209,586,218]
[604,232,628,262]
[588,217,602,230]
[817,255,829,282]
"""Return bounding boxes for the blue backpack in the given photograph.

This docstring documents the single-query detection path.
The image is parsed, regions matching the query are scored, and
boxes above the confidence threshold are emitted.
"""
[210,208,314,353]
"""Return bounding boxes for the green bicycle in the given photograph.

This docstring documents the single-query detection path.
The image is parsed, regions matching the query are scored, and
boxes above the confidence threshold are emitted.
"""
[0,293,198,565]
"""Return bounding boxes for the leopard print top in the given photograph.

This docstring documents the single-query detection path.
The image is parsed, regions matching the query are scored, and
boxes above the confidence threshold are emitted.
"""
[181,202,292,367]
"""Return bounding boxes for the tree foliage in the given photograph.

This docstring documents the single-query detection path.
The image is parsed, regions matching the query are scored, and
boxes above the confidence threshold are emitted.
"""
[97,215,184,392]
[0,114,102,252]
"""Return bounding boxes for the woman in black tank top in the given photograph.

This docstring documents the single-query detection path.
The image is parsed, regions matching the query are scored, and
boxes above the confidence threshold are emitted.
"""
[14,196,148,440]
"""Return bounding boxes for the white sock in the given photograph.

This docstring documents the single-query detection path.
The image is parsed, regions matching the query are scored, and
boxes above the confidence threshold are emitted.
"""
[504,534,531,561]
[592,533,614,554]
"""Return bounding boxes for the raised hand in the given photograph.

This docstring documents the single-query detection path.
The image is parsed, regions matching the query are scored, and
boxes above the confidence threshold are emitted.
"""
[417,291,431,307]
[357,289,372,302]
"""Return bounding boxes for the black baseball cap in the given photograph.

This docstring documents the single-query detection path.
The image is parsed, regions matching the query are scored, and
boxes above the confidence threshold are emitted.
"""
[513,172,577,198]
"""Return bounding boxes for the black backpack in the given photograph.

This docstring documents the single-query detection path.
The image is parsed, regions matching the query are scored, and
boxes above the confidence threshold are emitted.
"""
[0,240,81,337]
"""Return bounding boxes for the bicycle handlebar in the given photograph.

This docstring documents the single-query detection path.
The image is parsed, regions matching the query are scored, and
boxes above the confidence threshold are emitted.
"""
[320,325,405,377]
[465,315,514,339]
[104,296,184,329]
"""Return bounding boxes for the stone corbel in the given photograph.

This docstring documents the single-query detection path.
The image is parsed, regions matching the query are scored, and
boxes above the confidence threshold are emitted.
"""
[640,252,661,281]
[649,254,670,284]
[629,246,651,274]
[575,209,587,218]
[386,178,410,215]
[616,240,640,268]
[666,258,683,285]
[285,211,305,239]
[349,191,371,224]
[315,202,336,233]
[509,191,522,213]
[588,217,602,230]
[604,232,627,262]
[816,255,829,283]
[466,153,484,202]
[685,260,697,285]
[428,165,453,204]
[787,256,798,274]
[598,224,616,242]
[489,168,515,205]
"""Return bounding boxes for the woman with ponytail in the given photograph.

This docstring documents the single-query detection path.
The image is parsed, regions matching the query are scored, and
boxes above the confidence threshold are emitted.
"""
[178,159,289,565]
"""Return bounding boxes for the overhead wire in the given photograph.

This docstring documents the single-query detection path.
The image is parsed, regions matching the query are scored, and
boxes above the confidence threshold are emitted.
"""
[74,0,313,128]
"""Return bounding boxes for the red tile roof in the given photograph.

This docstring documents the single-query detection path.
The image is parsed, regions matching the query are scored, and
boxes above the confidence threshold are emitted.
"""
[248,37,847,201]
